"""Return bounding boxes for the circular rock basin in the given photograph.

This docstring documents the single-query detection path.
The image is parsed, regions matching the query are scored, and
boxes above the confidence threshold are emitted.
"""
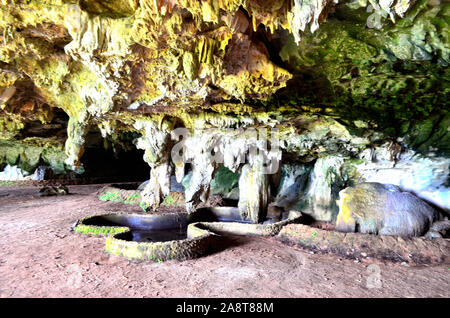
[74,208,302,261]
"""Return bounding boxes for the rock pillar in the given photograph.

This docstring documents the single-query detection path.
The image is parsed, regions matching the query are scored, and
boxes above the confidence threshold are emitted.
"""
[238,156,269,223]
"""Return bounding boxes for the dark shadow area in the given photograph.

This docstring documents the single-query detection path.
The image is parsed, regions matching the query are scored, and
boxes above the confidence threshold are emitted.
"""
[222,198,239,207]
[299,213,336,231]
[110,183,141,190]
[298,213,316,225]
[81,215,124,227]
[21,108,69,140]
[193,207,251,223]
[127,228,187,243]
[80,128,150,183]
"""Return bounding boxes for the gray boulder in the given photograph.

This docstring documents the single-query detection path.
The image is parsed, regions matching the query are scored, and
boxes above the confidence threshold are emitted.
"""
[336,182,438,237]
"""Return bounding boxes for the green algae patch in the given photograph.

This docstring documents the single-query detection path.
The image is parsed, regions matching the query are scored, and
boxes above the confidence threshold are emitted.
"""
[97,185,141,205]
[74,223,129,236]
[99,191,121,203]
[74,214,129,236]
[161,192,185,207]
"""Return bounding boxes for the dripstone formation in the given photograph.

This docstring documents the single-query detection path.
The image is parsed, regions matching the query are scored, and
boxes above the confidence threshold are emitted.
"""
[0,1,448,227]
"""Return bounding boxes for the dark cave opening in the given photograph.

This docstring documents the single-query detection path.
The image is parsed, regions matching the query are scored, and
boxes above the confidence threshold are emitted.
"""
[79,128,150,184]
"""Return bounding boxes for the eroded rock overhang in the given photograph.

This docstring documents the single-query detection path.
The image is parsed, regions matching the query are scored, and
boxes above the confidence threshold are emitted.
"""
[0,1,448,222]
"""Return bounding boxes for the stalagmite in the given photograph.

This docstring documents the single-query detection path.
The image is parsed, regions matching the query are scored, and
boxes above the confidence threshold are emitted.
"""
[238,154,270,223]
[134,119,173,209]
[141,162,172,209]
[181,131,222,213]
[184,161,218,213]
[64,112,90,170]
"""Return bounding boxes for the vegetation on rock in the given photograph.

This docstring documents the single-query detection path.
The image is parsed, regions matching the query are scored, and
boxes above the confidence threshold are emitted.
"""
[0,0,448,222]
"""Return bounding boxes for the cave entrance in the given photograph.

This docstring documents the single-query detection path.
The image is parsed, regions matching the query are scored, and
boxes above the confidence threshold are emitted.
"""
[79,127,150,184]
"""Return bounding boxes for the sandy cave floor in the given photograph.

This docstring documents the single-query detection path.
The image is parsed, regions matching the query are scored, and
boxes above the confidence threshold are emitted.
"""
[0,184,448,298]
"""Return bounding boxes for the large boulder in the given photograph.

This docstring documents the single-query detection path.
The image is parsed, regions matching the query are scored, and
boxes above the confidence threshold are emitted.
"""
[336,182,439,237]
[355,146,450,214]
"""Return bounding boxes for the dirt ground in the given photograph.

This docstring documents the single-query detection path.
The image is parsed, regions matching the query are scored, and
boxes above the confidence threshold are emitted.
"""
[0,184,448,298]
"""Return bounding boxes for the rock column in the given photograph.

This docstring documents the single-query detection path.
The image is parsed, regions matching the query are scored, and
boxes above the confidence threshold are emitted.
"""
[238,155,269,223]
[134,119,173,210]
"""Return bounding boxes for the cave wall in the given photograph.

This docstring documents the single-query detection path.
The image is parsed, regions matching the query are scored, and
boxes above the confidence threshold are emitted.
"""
[0,0,448,222]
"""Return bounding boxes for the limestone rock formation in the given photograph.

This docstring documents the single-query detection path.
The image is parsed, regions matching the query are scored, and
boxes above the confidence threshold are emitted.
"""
[335,182,439,236]
[0,1,448,224]
[238,154,270,223]
[272,142,450,222]
[425,220,450,239]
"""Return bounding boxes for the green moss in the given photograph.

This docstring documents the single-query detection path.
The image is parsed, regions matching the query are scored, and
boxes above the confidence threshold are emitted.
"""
[124,193,140,205]
[275,1,450,155]
[403,115,450,155]
[99,191,121,202]
[139,201,149,212]
[74,224,128,236]
[0,117,25,139]
[0,137,67,173]
[162,194,175,207]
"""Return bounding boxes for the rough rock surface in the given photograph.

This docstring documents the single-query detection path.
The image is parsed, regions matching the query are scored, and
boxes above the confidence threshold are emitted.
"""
[277,223,449,265]
[0,1,448,223]
[354,146,450,214]
[425,220,450,239]
[209,166,240,200]
[238,154,270,223]
[272,143,450,221]
[335,182,439,236]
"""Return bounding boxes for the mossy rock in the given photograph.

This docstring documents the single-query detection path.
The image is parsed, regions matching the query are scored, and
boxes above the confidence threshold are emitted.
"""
[0,138,67,174]
[210,166,240,199]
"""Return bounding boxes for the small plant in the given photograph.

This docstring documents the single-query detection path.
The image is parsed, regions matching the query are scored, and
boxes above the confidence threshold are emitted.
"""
[162,194,174,207]
[99,191,121,202]
[139,201,149,212]
[0,180,28,186]
[124,193,139,205]
[149,254,164,263]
